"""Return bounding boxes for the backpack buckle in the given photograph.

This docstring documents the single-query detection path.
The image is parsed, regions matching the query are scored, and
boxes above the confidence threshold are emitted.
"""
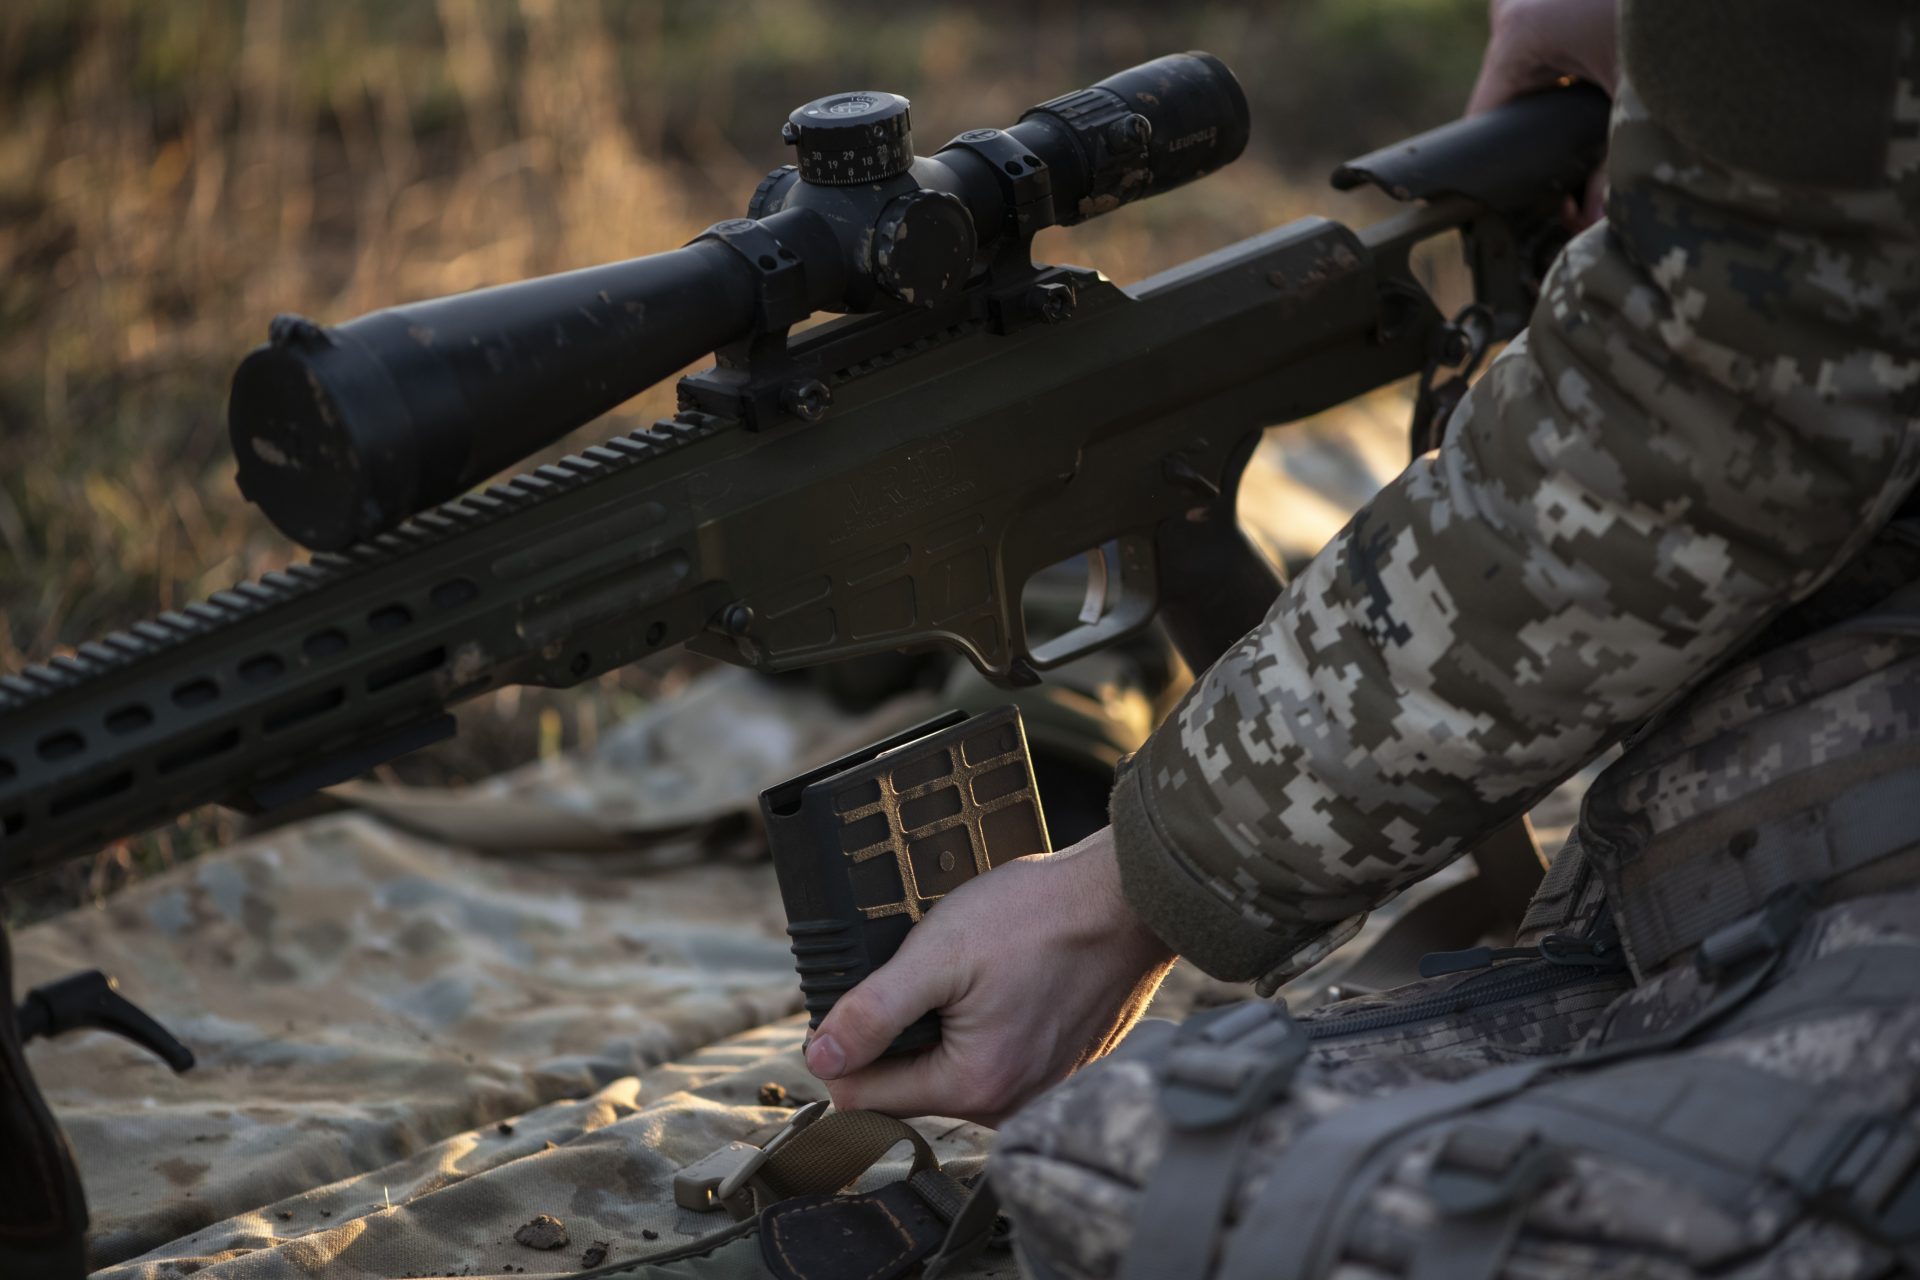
[1159,1001,1307,1129]
[1427,1121,1560,1216]
[1799,1113,1920,1246]
[673,1141,763,1218]
[1693,884,1816,981]
[675,1100,831,1220]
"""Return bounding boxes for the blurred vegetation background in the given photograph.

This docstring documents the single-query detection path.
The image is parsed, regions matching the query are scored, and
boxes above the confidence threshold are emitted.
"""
[0,0,1487,913]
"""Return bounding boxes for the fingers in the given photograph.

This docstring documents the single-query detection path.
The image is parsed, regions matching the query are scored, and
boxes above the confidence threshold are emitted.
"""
[1468,0,1620,115]
[825,1039,1025,1127]
[822,1049,950,1119]
[1465,44,1538,116]
[806,925,959,1083]
[1579,169,1608,228]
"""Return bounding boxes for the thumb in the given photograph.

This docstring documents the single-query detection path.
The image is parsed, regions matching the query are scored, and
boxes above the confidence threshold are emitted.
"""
[806,932,956,1081]
[1465,30,1535,116]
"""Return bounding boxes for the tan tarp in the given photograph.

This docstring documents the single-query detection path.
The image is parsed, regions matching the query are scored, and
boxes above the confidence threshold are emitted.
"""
[16,672,996,1278]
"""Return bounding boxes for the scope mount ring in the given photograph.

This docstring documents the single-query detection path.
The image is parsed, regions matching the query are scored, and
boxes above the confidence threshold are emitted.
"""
[938,128,1057,265]
[694,219,813,333]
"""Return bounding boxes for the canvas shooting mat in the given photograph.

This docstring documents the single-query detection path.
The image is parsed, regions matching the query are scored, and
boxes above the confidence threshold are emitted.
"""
[11,415,1592,1278]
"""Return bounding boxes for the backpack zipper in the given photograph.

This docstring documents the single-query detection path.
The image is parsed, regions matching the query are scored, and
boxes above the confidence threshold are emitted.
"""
[1302,927,1628,1042]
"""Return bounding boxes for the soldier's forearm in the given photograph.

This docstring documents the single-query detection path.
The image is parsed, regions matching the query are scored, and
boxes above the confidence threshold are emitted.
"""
[1129,34,1920,977]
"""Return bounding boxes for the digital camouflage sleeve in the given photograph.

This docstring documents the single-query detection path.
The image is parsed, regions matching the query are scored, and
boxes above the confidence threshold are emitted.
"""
[1110,0,1920,986]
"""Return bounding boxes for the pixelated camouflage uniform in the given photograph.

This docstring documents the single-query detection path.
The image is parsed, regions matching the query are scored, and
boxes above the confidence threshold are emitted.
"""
[1108,0,1920,989]
[995,1,1920,1276]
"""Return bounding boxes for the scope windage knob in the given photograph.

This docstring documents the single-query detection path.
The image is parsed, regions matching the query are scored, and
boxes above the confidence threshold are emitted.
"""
[872,189,975,307]
[783,91,913,184]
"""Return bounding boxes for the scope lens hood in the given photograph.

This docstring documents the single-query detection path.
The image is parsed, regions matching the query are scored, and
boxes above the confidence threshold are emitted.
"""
[229,316,427,553]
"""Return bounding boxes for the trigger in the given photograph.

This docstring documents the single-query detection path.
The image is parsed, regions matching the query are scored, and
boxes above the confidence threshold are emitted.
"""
[1078,547,1111,626]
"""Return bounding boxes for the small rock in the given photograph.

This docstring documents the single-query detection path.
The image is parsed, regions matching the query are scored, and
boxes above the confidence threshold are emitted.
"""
[514,1214,569,1251]
[580,1242,610,1268]
[757,1082,789,1107]
[641,1229,658,1241]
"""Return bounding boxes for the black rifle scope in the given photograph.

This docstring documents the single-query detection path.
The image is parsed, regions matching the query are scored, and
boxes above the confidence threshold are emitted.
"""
[228,53,1250,552]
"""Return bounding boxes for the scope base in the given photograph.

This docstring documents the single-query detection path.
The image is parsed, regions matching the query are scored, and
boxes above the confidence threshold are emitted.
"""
[678,260,1095,433]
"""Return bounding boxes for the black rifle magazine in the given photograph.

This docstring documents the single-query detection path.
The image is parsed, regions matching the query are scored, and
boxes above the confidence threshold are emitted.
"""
[761,705,1051,1057]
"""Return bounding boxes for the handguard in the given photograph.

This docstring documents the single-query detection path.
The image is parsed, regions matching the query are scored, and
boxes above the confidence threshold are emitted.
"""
[762,706,1050,1056]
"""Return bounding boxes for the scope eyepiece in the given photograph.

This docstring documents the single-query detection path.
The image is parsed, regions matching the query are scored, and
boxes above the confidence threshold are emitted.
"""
[1015,51,1250,225]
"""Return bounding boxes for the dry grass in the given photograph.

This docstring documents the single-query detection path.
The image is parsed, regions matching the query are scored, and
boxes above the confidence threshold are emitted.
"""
[0,0,1483,917]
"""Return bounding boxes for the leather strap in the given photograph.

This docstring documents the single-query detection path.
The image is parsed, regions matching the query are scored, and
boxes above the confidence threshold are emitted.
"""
[736,1109,983,1280]
[586,1109,987,1280]
[760,1179,951,1280]
[921,1178,1006,1280]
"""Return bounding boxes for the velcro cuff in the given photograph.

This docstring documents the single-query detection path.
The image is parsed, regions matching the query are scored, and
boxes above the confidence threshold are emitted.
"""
[1108,749,1314,983]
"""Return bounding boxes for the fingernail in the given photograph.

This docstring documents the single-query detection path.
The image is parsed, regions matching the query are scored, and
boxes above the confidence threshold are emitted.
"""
[806,1033,846,1080]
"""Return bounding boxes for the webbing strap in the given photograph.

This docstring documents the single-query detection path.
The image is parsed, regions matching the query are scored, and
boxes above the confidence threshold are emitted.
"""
[1218,1060,1548,1280]
[1508,1057,1841,1206]
[1613,756,1920,975]
[753,1109,936,1204]
[1398,1058,1918,1280]
[1406,1123,1563,1280]
[1224,937,1920,1279]
[1118,1120,1257,1280]
[1120,1003,1308,1280]
[920,1179,1005,1280]
[1219,933,1795,1280]
[1408,1210,1529,1280]
[1480,1050,1920,1267]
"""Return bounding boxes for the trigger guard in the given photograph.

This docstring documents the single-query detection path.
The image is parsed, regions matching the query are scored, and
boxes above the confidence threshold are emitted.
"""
[1019,535,1158,672]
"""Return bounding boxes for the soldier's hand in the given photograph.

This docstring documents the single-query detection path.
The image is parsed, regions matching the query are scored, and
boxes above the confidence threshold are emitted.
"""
[1468,0,1617,226]
[801,825,1175,1126]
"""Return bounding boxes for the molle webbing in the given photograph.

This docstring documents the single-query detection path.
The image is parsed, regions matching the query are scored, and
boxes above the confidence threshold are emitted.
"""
[1116,1003,1308,1280]
[1607,753,1920,976]
[1582,589,1920,978]
[1215,939,1920,1280]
